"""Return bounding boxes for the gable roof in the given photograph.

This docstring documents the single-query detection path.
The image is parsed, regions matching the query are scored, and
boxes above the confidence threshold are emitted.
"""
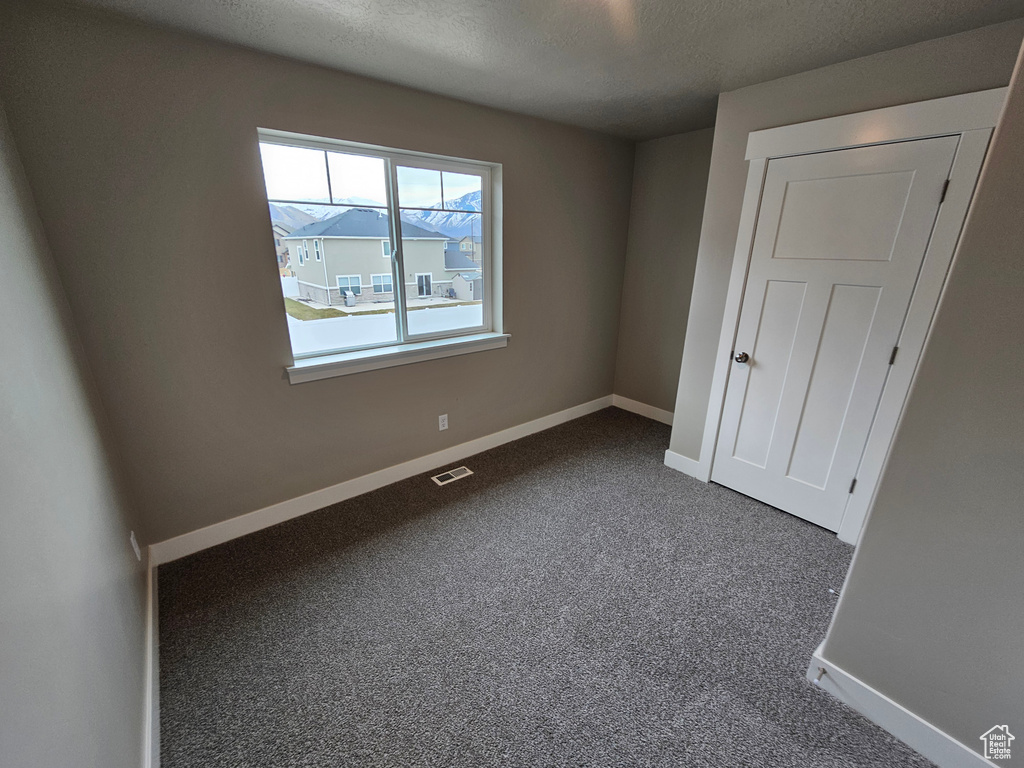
[443,249,481,271]
[285,208,445,240]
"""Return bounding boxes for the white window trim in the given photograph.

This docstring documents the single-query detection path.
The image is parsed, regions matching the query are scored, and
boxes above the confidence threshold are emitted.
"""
[259,127,504,381]
[371,273,393,294]
[313,240,322,262]
[336,274,361,295]
[415,272,432,297]
[287,333,510,383]
[381,240,391,257]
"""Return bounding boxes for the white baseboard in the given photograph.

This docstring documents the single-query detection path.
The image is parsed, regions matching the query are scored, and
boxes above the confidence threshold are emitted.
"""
[664,448,709,481]
[610,394,673,425]
[143,559,160,768]
[148,396,615,565]
[807,646,993,768]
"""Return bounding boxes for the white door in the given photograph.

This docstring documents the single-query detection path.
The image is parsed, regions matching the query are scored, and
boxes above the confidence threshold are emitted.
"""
[711,136,959,531]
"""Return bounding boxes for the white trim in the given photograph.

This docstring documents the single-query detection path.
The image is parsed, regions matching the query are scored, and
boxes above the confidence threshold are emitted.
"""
[381,239,391,257]
[837,128,993,544]
[313,239,322,262]
[150,395,613,565]
[415,272,432,298]
[335,274,362,295]
[370,272,393,294]
[807,646,993,768]
[663,449,705,477]
[746,88,1006,159]
[287,332,509,383]
[691,157,768,484]
[610,394,673,425]
[143,557,160,768]
[677,89,1005,544]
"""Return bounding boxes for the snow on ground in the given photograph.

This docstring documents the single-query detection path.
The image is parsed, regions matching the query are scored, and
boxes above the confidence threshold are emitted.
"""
[287,304,484,356]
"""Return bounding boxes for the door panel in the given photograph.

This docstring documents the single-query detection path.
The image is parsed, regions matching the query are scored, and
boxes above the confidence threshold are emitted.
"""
[773,171,915,261]
[786,284,881,489]
[712,136,959,531]
[731,280,806,468]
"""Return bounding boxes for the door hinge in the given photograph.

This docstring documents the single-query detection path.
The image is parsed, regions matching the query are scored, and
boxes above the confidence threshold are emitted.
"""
[849,477,857,494]
[889,346,899,365]
[939,179,950,204]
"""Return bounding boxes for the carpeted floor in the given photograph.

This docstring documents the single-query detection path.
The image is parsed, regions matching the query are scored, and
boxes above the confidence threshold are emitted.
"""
[159,408,933,768]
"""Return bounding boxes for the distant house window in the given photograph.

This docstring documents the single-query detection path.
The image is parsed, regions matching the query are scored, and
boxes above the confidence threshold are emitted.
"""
[275,238,281,246]
[372,273,393,294]
[336,275,361,295]
[416,273,432,297]
[258,130,500,373]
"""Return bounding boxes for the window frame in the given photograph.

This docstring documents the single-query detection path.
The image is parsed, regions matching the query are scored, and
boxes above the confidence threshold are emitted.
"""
[313,239,322,262]
[336,274,362,296]
[416,272,432,297]
[258,128,504,380]
[371,272,393,295]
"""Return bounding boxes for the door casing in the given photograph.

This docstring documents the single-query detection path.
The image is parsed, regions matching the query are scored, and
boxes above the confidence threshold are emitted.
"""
[677,87,1006,545]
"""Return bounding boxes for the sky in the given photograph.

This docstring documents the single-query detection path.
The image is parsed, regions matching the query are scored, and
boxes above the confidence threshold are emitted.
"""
[259,143,480,210]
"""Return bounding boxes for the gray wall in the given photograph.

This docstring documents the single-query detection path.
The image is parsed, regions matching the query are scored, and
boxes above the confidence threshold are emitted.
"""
[613,128,714,413]
[0,101,147,767]
[0,2,635,544]
[821,45,1024,753]
[668,18,1024,460]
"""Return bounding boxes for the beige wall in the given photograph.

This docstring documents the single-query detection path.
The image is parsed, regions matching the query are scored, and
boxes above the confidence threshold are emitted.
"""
[0,2,634,544]
[668,18,1024,460]
[821,43,1024,753]
[613,128,714,413]
[0,100,147,768]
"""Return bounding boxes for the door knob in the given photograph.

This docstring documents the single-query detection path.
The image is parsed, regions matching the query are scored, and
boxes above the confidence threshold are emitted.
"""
[734,352,750,363]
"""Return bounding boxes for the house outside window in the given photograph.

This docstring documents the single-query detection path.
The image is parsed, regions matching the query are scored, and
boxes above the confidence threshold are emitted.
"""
[336,275,361,295]
[258,129,503,381]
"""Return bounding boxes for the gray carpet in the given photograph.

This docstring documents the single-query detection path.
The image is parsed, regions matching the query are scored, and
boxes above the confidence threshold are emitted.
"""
[159,408,932,767]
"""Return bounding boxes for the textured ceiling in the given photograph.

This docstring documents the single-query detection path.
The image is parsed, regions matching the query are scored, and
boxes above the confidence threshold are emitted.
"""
[60,0,1024,138]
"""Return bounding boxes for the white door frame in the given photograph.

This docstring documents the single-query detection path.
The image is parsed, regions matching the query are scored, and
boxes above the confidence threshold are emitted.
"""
[685,87,1007,545]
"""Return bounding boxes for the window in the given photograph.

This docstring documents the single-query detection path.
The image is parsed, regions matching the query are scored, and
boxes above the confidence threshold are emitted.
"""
[336,275,361,295]
[295,243,304,265]
[258,129,503,381]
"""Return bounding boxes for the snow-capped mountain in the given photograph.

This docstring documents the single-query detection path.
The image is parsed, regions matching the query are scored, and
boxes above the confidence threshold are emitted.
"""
[270,191,481,239]
[268,203,317,231]
[403,190,482,238]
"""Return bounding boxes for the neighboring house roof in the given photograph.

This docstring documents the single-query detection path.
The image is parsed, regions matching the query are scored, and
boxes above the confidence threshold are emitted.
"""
[285,208,445,240]
[444,250,481,271]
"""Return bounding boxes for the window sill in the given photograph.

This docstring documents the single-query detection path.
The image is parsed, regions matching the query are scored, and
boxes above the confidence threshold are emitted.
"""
[286,332,510,384]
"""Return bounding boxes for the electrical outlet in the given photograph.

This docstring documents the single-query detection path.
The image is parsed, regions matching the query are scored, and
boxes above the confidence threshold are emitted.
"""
[129,531,142,562]
[438,413,448,431]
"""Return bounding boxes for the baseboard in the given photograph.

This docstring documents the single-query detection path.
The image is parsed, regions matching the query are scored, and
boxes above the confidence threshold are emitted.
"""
[807,646,993,768]
[663,448,709,481]
[149,396,614,565]
[610,394,673,425]
[143,559,160,768]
